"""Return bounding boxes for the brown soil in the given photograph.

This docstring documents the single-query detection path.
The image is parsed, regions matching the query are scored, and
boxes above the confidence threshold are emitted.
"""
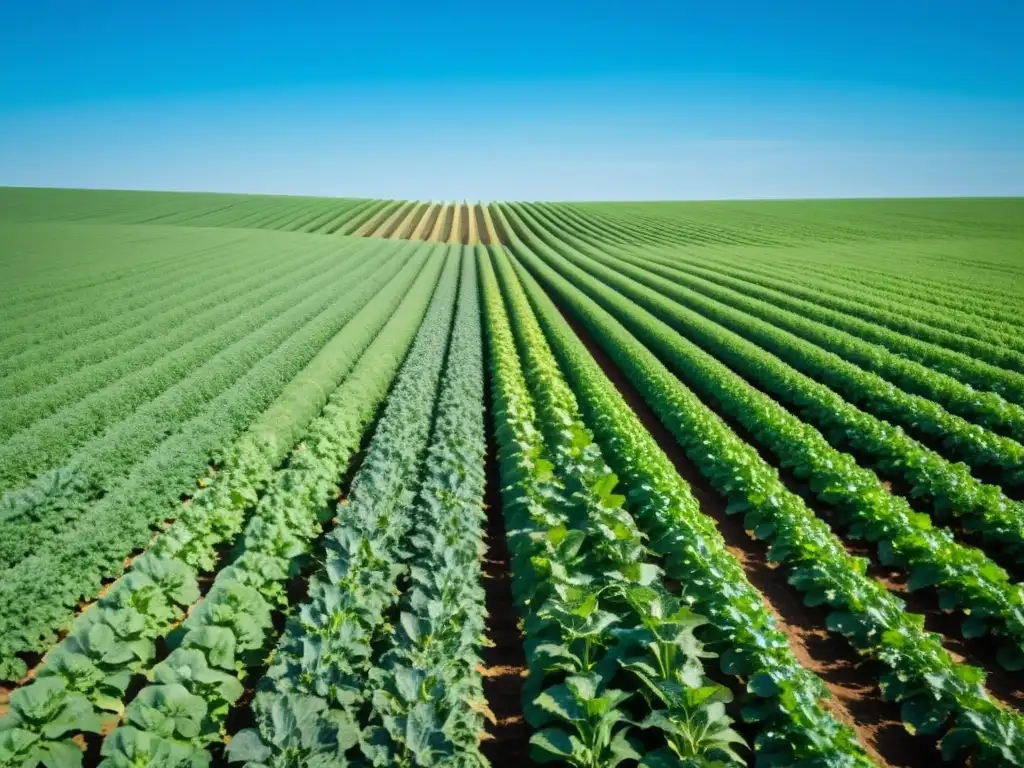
[478,365,531,767]
[552,302,936,767]
[355,203,398,237]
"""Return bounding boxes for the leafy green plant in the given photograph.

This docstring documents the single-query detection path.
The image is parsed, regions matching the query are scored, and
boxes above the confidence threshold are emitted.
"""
[226,693,357,768]
[531,674,640,768]
[0,677,102,768]
[499,208,1024,764]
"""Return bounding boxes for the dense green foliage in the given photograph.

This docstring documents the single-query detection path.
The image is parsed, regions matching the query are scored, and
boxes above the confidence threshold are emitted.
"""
[1,188,1023,768]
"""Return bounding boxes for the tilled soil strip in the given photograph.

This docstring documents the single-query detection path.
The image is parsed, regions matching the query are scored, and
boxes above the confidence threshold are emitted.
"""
[478,367,531,767]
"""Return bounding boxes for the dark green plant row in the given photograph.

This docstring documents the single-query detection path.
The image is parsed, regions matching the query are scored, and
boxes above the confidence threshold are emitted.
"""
[483,247,756,768]
[489,243,875,767]
[497,210,1024,765]
[227,249,468,766]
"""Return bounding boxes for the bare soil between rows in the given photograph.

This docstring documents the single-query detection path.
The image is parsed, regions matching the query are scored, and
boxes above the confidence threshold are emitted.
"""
[478,362,531,767]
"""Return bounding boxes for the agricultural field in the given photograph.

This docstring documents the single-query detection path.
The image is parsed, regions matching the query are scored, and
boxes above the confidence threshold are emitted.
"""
[0,187,1023,768]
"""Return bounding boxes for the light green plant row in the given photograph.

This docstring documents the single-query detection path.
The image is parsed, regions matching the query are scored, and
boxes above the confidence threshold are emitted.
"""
[0,239,345,407]
[0,239,397,496]
[0,245,449,768]
[633,240,1024,353]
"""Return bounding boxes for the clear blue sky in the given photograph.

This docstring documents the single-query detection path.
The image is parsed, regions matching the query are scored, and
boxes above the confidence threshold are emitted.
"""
[1,0,1021,200]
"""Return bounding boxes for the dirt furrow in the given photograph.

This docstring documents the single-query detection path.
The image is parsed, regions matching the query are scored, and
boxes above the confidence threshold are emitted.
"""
[395,203,427,240]
[478,363,531,767]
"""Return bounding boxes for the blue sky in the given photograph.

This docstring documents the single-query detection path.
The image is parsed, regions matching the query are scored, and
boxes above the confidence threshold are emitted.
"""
[1,1,1021,200]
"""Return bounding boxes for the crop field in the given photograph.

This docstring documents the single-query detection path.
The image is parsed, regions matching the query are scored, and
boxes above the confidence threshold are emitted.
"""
[0,188,1023,768]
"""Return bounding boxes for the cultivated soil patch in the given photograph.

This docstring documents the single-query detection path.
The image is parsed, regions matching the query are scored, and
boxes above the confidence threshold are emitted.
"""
[478,369,531,767]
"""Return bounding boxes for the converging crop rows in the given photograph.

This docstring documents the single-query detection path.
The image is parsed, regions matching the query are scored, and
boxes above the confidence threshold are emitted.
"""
[0,189,1022,767]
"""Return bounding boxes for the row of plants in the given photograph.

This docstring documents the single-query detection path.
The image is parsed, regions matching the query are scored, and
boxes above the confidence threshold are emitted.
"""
[532,201,1024,345]
[224,250,464,766]
[749,243,1024,328]
[606,243,1024,441]
[762,255,1024,337]
[354,251,489,765]
[643,244,1024,355]
[0,247,450,767]
[517,202,1024,449]
[0,248,452,768]
[482,247,752,768]
[490,242,876,767]
[538,235,1024,667]
[96,248,457,767]
[0,244,387,572]
[521,204,1024,482]
[0,232,242,363]
[499,245,879,767]
[513,207,1024,559]
[542,200,1024,360]
[0,238,348,439]
[500,214,1024,765]
[0,240,398,495]
[0,234,305,403]
[0,244,432,682]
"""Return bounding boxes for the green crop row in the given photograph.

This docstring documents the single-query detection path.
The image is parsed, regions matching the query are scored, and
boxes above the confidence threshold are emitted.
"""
[0,233,254,364]
[0,241,399,496]
[489,242,875,766]
[225,249,461,766]
[498,210,1024,765]
[519,203,1024,455]
[520,229,1024,668]
[0,238,306,400]
[0,247,449,768]
[639,242,1024,355]
[511,207,1024,561]
[538,202,1024,356]
[560,224,1024,441]
[483,247,754,767]
[0,245,431,682]
[0,239,339,412]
